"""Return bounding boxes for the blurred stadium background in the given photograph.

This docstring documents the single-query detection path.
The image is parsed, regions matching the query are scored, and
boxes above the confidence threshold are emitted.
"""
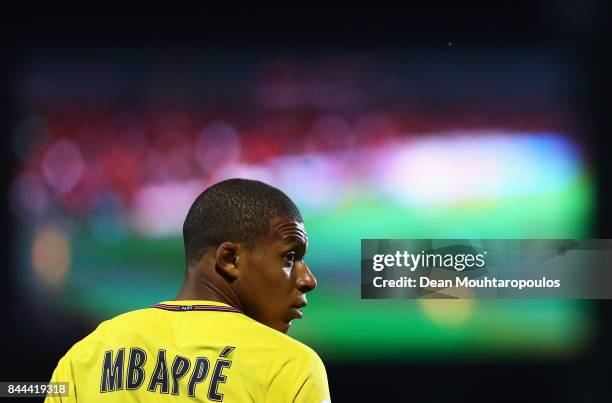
[3,4,611,402]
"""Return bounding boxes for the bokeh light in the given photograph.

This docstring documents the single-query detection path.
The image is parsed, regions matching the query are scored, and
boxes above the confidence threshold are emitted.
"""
[42,139,84,193]
[419,299,475,327]
[31,225,71,289]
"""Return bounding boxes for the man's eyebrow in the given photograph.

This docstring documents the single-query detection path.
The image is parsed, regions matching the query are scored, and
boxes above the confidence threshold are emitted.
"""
[283,235,308,246]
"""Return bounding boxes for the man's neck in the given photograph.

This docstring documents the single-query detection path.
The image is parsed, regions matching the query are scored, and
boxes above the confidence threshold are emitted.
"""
[175,265,245,312]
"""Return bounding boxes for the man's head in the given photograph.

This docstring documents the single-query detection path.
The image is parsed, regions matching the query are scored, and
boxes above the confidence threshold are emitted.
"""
[182,178,317,333]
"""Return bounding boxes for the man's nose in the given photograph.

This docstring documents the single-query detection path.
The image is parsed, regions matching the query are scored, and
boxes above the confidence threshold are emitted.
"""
[295,262,317,293]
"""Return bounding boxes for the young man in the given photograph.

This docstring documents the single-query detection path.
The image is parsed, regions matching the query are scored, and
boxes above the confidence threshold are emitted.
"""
[46,178,331,402]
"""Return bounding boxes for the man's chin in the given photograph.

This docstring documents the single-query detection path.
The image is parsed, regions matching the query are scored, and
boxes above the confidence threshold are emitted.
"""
[277,320,291,334]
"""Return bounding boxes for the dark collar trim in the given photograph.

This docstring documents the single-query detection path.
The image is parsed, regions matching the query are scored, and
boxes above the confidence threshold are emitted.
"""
[152,303,242,313]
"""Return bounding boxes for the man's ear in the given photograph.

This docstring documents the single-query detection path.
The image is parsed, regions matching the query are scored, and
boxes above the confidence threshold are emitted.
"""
[215,242,241,280]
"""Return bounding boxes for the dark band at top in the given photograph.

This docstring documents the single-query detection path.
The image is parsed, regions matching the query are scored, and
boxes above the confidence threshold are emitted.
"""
[152,303,242,313]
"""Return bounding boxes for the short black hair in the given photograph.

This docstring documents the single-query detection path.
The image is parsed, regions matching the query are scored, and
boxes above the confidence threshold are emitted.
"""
[183,178,303,267]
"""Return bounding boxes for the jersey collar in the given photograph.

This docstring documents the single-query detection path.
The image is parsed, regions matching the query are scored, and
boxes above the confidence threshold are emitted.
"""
[153,300,242,313]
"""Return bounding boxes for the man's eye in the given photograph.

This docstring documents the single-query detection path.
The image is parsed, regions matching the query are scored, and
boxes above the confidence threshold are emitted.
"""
[284,252,297,264]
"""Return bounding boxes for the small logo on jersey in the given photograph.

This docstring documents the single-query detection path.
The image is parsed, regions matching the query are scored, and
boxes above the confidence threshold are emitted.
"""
[180,305,193,311]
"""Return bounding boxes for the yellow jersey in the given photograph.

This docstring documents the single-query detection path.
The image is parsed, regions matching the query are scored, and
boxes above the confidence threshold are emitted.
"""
[45,300,330,402]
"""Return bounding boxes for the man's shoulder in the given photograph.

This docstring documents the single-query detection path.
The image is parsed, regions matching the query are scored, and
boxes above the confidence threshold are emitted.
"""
[246,320,323,363]
[92,307,156,334]
[63,307,154,358]
[65,306,323,367]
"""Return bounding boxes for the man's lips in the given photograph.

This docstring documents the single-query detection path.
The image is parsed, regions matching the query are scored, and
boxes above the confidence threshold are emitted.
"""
[290,307,304,319]
[289,300,307,320]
